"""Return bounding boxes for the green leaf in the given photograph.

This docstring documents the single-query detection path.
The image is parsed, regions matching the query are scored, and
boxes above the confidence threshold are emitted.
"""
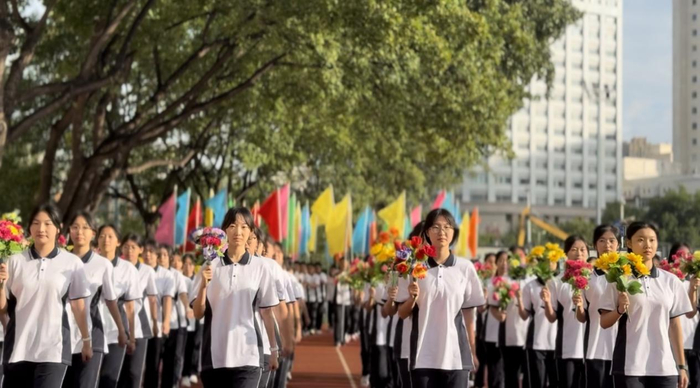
[615,278,626,293]
[627,281,643,295]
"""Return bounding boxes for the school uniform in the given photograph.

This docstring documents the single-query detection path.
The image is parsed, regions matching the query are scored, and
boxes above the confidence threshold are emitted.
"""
[255,258,286,388]
[64,251,118,388]
[370,283,392,388]
[681,280,700,388]
[326,274,336,331]
[144,266,176,388]
[271,269,299,388]
[393,276,413,388]
[484,280,505,388]
[497,277,531,388]
[553,279,586,388]
[3,247,90,388]
[405,254,485,388]
[522,278,559,388]
[99,257,140,388]
[189,252,279,388]
[118,261,158,388]
[161,267,189,388]
[333,277,352,346]
[182,273,203,383]
[306,273,320,332]
[582,270,617,388]
[599,265,692,388]
[380,287,401,388]
[316,272,327,331]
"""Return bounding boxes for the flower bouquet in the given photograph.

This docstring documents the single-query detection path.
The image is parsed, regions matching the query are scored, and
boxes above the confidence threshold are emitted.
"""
[389,235,435,281]
[190,227,228,262]
[529,243,566,283]
[507,253,532,280]
[342,257,372,290]
[660,258,685,281]
[474,261,495,286]
[679,251,700,278]
[491,276,520,311]
[594,251,649,295]
[562,260,593,296]
[0,211,27,261]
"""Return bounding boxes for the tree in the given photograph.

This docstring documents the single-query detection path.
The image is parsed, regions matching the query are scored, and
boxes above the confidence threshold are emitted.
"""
[0,0,581,225]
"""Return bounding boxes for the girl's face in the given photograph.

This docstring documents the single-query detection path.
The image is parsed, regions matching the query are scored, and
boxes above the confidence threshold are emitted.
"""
[171,254,183,271]
[157,248,170,268]
[30,211,59,247]
[98,227,120,257]
[567,240,588,262]
[256,240,264,256]
[426,215,455,249]
[247,234,259,255]
[143,245,157,267]
[496,254,508,274]
[485,255,496,266]
[121,240,142,262]
[183,258,195,277]
[226,215,251,249]
[595,231,619,256]
[69,216,95,248]
[265,242,275,258]
[627,227,658,261]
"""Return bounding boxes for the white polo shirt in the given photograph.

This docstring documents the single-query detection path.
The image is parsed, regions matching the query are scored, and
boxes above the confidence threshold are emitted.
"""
[335,277,353,306]
[289,273,304,301]
[282,271,297,304]
[484,280,504,345]
[682,280,699,351]
[373,283,390,347]
[554,280,585,359]
[103,258,141,345]
[4,248,90,365]
[169,267,189,330]
[395,276,413,360]
[599,266,692,376]
[134,262,158,339]
[319,272,328,301]
[190,252,279,370]
[153,265,176,337]
[522,278,557,351]
[409,254,485,371]
[583,270,617,360]
[486,277,531,347]
[326,275,336,303]
[306,273,319,303]
[256,257,287,356]
[67,251,117,354]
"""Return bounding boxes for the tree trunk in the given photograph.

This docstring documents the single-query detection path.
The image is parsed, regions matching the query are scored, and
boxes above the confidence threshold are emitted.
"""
[0,2,16,169]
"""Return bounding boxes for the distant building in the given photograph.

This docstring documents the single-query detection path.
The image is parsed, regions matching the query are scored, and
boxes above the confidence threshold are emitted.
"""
[625,137,673,161]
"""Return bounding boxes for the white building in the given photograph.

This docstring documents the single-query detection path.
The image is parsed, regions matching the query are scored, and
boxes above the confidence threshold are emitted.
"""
[459,0,623,234]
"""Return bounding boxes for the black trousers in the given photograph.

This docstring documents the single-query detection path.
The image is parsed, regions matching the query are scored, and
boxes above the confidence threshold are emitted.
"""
[527,349,558,388]
[613,375,677,388]
[183,323,203,378]
[687,350,700,388]
[118,338,149,388]
[307,302,318,331]
[161,327,185,388]
[64,352,103,388]
[474,339,487,388]
[4,362,67,388]
[399,358,411,388]
[359,310,371,376]
[484,342,504,388]
[334,304,346,345]
[389,348,401,388]
[327,301,336,329]
[173,328,187,382]
[557,358,584,388]
[259,354,271,388]
[201,366,262,388]
[274,355,291,388]
[586,359,613,388]
[143,337,162,388]
[411,369,469,388]
[349,305,360,334]
[370,345,392,388]
[502,346,526,388]
[99,344,126,388]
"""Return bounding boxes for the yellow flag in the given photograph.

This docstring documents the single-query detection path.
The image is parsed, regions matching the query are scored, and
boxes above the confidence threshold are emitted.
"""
[204,208,214,227]
[311,186,334,226]
[456,211,471,257]
[325,194,351,256]
[378,192,406,238]
[308,216,318,252]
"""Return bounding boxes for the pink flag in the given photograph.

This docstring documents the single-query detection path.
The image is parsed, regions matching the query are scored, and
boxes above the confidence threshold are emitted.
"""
[155,193,176,245]
[279,184,290,239]
[431,190,446,210]
[410,205,422,227]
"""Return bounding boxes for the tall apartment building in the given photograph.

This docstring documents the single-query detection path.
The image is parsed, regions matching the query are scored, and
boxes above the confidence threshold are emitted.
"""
[460,0,623,233]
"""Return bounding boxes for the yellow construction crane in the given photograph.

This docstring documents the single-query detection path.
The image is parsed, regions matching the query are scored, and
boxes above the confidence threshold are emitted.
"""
[517,206,569,246]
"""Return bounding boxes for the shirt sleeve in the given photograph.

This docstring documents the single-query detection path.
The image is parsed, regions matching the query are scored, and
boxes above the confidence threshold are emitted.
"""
[101,262,118,301]
[293,280,304,300]
[69,260,91,300]
[670,276,693,318]
[146,269,158,296]
[258,263,280,308]
[377,284,387,306]
[462,261,486,309]
[4,254,19,297]
[522,283,533,312]
[486,282,498,307]
[124,266,141,301]
[165,272,177,299]
[189,270,203,305]
[274,265,287,302]
[176,272,187,295]
[598,282,618,314]
[285,276,297,303]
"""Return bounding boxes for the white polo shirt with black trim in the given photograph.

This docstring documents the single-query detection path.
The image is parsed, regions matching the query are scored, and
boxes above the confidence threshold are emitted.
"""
[373,282,390,347]
[409,254,485,371]
[485,276,531,347]
[169,267,189,330]
[66,250,117,354]
[484,280,503,345]
[599,265,692,376]
[583,270,617,361]
[395,276,413,360]
[554,280,586,359]
[190,252,279,370]
[4,248,90,365]
[521,278,557,351]
[103,258,141,345]
[134,262,159,339]
[153,265,176,337]
[256,257,287,356]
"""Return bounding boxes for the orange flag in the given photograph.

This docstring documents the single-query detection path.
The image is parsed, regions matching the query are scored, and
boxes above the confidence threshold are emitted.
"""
[468,207,480,258]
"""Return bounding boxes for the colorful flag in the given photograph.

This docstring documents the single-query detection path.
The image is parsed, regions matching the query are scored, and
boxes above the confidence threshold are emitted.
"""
[326,194,352,256]
[431,190,446,210]
[468,207,480,258]
[293,202,302,259]
[185,197,203,252]
[285,193,297,255]
[311,185,335,226]
[175,189,191,247]
[410,205,422,228]
[352,206,372,256]
[154,192,177,246]
[259,188,283,241]
[280,184,290,239]
[251,200,261,227]
[307,215,318,253]
[369,210,377,248]
[204,189,227,228]
[299,203,311,257]
[404,216,411,239]
[378,192,406,238]
[455,211,471,257]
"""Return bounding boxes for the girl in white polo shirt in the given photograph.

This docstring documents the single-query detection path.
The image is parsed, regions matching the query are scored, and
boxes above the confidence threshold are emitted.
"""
[0,204,92,388]
[63,211,128,388]
[600,221,691,388]
[397,209,484,388]
[97,224,140,388]
[541,235,588,388]
[483,250,509,388]
[191,207,279,388]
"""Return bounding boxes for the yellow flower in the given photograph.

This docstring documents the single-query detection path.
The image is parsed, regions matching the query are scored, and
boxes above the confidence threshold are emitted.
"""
[530,246,545,257]
[370,243,384,256]
[545,243,560,251]
[595,251,619,271]
[622,264,632,276]
[548,250,563,263]
[8,225,18,236]
[510,259,520,268]
[634,262,650,276]
[626,252,644,264]
[694,250,700,261]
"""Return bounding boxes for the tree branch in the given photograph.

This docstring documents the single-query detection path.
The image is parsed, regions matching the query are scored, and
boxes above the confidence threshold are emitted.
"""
[9,0,31,32]
[125,149,197,174]
[81,0,137,76]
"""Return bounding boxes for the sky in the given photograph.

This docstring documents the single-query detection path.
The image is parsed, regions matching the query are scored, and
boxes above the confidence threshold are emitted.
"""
[623,0,672,144]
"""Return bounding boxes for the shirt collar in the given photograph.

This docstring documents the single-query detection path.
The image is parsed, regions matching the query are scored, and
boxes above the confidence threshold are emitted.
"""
[426,253,456,269]
[222,251,251,266]
[111,257,119,267]
[136,262,141,269]
[81,250,93,264]
[30,245,59,260]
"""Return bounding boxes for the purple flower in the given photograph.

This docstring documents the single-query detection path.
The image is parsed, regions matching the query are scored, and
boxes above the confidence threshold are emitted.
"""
[396,248,411,261]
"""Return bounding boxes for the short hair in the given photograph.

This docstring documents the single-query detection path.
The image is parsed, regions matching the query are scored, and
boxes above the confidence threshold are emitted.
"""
[222,207,255,230]
[97,224,121,241]
[68,210,97,231]
[422,208,459,245]
[564,235,588,254]
[625,221,660,253]
[122,233,143,247]
[29,203,62,231]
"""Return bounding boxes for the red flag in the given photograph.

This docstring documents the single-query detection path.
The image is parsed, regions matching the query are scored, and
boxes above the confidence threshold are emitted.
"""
[468,207,480,258]
[410,205,422,227]
[251,200,261,227]
[259,189,283,241]
[184,198,203,252]
[154,193,176,246]
[368,211,378,248]
[431,190,446,210]
[279,184,290,239]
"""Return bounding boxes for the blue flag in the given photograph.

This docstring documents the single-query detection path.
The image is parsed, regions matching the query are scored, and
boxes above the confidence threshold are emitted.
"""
[205,189,228,229]
[175,189,191,246]
[299,204,311,257]
[352,206,372,256]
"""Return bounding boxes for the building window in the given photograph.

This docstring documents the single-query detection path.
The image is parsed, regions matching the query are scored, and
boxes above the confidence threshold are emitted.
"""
[574,182,583,188]
[520,178,530,185]
[589,183,597,190]
[694,92,698,99]
[694,123,698,130]
[694,14,698,21]
[695,45,698,52]
[694,107,698,114]
[694,61,698,68]
[694,139,698,145]
[554,198,565,205]
[695,30,698,36]
[536,179,546,186]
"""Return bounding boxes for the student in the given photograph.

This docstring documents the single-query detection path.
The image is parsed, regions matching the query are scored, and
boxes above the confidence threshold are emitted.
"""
[171,252,194,387]
[600,221,691,388]
[542,235,588,388]
[159,246,189,388]
[484,251,509,388]
[63,212,127,388]
[271,242,298,388]
[118,233,159,388]
[1,204,91,388]
[181,253,202,387]
[366,281,391,388]
[315,264,327,333]
[97,224,140,388]
[577,224,620,388]
[334,258,353,348]
[142,240,175,388]
[474,252,497,388]
[397,209,484,388]
[190,207,279,387]
[671,243,700,388]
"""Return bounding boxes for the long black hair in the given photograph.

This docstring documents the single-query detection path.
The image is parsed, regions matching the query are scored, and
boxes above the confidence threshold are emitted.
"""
[625,221,659,253]
[422,209,459,245]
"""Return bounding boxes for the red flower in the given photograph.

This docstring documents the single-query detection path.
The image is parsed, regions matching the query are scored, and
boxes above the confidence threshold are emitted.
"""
[510,282,520,292]
[394,240,403,251]
[415,247,427,261]
[379,232,391,244]
[574,276,588,290]
[423,245,437,258]
[410,236,423,249]
[395,262,409,274]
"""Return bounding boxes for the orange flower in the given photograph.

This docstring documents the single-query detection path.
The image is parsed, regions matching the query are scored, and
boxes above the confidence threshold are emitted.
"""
[412,263,428,279]
[395,262,409,274]
[379,232,391,244]
[390,227,400,238]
